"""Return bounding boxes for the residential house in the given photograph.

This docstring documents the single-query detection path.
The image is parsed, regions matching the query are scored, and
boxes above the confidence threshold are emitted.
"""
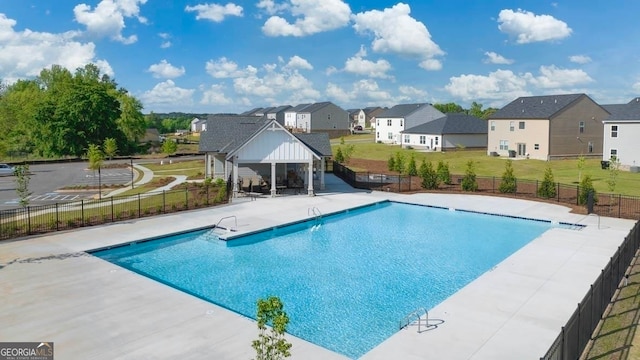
[239,107,264,116]
[375,103,444,144]
[363,106,386,129]
[602,97,640,169]
[401,113,487,151]
[190,117,207,132]
[265,105,292,125]
[199,115,332,197]
[140,128,161,144]
[295,102,350,138]
[283,103,311,129]
[348,109,366,129]
[487,94,609,160]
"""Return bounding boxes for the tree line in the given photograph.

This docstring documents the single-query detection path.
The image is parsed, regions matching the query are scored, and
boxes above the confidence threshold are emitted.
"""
[0,64,146,158]
[432,101,498,119]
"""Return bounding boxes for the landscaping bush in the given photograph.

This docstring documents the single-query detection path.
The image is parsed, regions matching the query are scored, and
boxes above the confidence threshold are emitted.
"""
[538,166,557,199]
[499,160,517,194]
[461,160,478,192]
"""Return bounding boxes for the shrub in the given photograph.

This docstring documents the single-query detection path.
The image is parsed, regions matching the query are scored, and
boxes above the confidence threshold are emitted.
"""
[578,174,597,205]
[461,160,478,192]
[499,160,517,194]
[252,296,292,360]
[419,160,439,190]
[407,154,418,176]
[387,154,395,172]
[334,147,345,163]
[538,166,557,199]
[436,160,451,185]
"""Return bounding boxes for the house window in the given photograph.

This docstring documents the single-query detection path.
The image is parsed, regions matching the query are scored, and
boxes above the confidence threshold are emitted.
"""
[419,136,426,145]
[499,140,509,150]
[519,121,525,129]
[400,119,403,127]
[387,132,393,140]
[588,141,593,153]
[376,132,379,139]
[490,121,495,131]
[387,119,392,126]
[404,134,410,143]
[534,144,539,150]
[509,121,515,131]
[610,149,618,160]
[377,119,379,127]
[611,125,618,138]
[327,114,331,120]
[435,137,439,146]
[579,121,585,133]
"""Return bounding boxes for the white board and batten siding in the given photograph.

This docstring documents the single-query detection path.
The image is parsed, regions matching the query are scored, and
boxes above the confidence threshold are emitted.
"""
[235,128,315,163]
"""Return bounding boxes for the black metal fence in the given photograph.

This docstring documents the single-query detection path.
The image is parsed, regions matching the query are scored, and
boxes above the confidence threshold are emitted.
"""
[332,161,640,220]
[0,184,226,240]
[541,221,640,359]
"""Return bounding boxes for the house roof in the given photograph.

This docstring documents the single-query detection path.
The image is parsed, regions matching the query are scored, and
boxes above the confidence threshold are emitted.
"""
[378,103,431,118]
[199,115,332,157]
[285,103,311,112]
[297,101,332,113]
[402,113,487,135]
[489,94,586,119]
[603,97,640,121]
[239,107,263,116]
[293,133,332,157]
[267,105,292,114]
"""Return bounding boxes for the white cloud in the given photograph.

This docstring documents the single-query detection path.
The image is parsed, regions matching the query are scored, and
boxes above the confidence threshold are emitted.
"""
[256,0,289,15]
[633,81,640,92]
[74,0,147,44]
[185,3,243,22]
[484,51,514,65]
[352,3,444,70]
[569,55,592,64]
[160,41,172,48]
[326,79,425,107]
[205,57,254,78]
[445,69,531,104]
[398,85,427,98]
[0,14,111,83]
[158,32,172,48]
[147,60,185,79]
[201,84,232,105]
[284,55,313,70]
[140,80,195,107]
[526,65,593,88]
[262,0,351,37]
[343,46,392,78]
[497,9,572,44]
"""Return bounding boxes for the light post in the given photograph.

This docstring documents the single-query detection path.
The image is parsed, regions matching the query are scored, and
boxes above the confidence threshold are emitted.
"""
[98,166,102,200]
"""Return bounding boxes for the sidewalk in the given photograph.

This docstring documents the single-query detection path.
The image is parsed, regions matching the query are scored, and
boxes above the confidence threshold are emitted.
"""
[104,163,187,197]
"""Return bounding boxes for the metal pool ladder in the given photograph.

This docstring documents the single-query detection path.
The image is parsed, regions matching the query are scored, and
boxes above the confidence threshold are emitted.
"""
[213,215,237,232]
[400,307,430,333]
[308,207,323,229]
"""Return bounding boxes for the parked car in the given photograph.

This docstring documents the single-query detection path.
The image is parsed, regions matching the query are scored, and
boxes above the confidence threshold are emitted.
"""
[354,125,363,131]
[0,163,15,176]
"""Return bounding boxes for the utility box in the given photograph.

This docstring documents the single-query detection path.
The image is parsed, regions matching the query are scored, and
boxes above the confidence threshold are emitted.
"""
[508,150,516,158]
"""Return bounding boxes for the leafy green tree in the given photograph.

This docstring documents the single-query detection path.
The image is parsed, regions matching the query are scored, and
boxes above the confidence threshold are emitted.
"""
[461,160,478,192]
[252,296,292,360]
[334,147,345,163]
[162,138,178,156]
[14,164,32,207]
[538,166,557,199]
[436,160,451,185]
[433,102,464,113]
[103,137,118,160]
[499,160,517,194]
[115,92,146,144]
[87,143,104,198]
[578,174,597,205]
[407,154,418,176]
[577,155,586,183]
[387,154,396,172]
[342,144,355,163]
[0,80,43,156]
[394,151,406,174]
[419,160,439,189]
[606,157,621,193]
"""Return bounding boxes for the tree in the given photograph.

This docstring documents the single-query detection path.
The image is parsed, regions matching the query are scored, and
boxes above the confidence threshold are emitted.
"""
[162,138,178,156]
[419,159,439,189]
[393,151,406,174]
[334,147,345,163]
[342,144,355,163]
[436,160,451,185]
[578,174,596,205]
[461,160,478,192]
[252,296,292,360]
[103,137,118,160]
[606,157,621,193]
[499,160,517,194]
[433,102,464,113]
[407,154,418,176]
[468,101,484,118]
[387,154,396,172]
[14,164,32,207]
[577,155,586,183]
[538,166,557,199]
[87,143,104,198]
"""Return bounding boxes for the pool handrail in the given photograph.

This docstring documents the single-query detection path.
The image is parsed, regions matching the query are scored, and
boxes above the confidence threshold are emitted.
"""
[214,215,237,232]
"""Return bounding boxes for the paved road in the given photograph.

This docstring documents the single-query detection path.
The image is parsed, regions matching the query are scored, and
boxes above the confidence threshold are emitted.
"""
[0,161,134,210]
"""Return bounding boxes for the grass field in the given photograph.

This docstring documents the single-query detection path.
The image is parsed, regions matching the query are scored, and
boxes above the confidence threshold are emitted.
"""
[332,134,640,196]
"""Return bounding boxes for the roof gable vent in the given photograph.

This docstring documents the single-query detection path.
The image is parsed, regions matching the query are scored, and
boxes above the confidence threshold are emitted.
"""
[555,99,558,103]
[541,100,543,104]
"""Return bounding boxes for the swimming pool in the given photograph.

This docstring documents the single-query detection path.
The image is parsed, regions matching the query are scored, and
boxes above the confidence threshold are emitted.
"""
[92,201,557,358]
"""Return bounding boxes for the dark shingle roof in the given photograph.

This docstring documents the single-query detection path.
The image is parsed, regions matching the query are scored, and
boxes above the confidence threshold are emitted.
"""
[603,98,640,121]
[489,94,585,119]
[294,133,332,156]
[239,107,263,116]
[378,103,431,118]
[402,113,487,135]
[199,116,269,153]
[286,103,312,112]
[298,101,331,113]
[268,105,292,114]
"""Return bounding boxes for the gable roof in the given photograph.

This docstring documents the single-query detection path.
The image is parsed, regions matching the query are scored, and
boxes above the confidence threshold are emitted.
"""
[199,115,269,153]
[489,94,586,119]
[239,107,263,116]
[297,101,332,113]
[378,103,432,118]
[285,103,311,112]
[603,97,640,121]
[402,113,487,135]
[294,133,332,156]
[267,105,292,114]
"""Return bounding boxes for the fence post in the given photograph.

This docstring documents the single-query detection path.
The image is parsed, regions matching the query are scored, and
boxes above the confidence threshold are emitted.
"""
[618,194,621,218]
[163,190,166,213]
[81,200,85,226]
[27,206,31,235]
[536,180,538,198]
[55,203,59,231]
[185,187,189,209]
[557,182,560,202]
[576,185,580,205]
[111,197,114,222]
[138,193,141,218]
[492,176,495,193]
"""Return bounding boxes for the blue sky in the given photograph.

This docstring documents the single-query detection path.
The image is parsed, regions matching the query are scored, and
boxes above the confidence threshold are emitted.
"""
[0,1,638,114]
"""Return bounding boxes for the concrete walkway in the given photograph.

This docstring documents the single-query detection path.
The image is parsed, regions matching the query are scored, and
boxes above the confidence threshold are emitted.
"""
[105,163,155,197]
[0,175,636,359]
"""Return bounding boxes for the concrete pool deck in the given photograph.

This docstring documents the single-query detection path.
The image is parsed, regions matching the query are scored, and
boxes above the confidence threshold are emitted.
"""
[0,174,636,359]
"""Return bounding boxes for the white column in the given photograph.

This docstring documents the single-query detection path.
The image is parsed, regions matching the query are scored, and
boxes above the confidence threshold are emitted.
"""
[320,157,325,190]
[232,157,239,198]
[307,160,314,196]
[270,162,277,197]
[205,153,212,178]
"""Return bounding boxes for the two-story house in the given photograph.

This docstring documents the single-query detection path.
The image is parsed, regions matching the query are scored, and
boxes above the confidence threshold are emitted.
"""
[487,94,609,160]
[348,109,366,129]
[295,102,350,137]
[283,103,311,129]
[401,113,487,151]
[602,97,640,169]
[375,103,444,144]
[364,106,386,129]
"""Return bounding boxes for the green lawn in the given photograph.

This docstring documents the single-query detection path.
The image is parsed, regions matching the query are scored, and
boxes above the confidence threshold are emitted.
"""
[332,137,640,196]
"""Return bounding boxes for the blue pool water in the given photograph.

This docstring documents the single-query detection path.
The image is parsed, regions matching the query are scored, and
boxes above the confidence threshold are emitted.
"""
[92,201,554,359]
